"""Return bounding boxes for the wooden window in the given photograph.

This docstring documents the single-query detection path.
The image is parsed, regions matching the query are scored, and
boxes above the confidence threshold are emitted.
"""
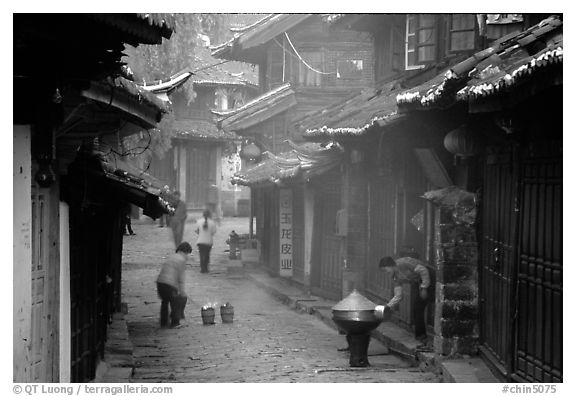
[449,14,476,52]
[406,14,437,70]
[336,59,363,79]
[296,51,322,87]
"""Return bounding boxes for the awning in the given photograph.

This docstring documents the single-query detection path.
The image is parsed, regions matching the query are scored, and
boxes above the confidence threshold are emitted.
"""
[297,81,407,140]
[231,141,344,187]
[215,83,296,132]
[66,148,177,219]
[395,15,562,111]
[173,119,238,142]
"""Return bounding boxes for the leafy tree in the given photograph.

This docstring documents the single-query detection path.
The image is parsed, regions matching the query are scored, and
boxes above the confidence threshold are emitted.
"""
[122,14,230,165]
[121,13,263,169]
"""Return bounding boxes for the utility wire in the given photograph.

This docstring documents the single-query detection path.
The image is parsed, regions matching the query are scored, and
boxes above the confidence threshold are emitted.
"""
[283,32,336,75]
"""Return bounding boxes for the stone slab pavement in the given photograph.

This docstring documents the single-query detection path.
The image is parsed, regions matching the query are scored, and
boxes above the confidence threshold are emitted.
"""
[97,216,499,383]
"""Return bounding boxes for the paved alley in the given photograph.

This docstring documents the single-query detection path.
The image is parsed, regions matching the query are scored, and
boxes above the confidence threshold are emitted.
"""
[121,217,440,383]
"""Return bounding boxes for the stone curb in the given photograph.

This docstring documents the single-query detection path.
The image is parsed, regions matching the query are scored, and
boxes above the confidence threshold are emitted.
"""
[94,312,135,383]
[243,269,499,383]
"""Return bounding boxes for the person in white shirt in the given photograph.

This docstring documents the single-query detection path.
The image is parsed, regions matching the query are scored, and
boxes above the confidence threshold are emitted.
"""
[194,209,217,273]
[379,252,433,344]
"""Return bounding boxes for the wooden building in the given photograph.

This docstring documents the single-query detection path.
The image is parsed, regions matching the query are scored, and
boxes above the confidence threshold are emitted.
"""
[299,13,562,382]
[210,14,375,281]
[394,15,562,382]
[13,13,175,382]
[146,47,258,217]
[231,141,343,285]
[211,14,375,155]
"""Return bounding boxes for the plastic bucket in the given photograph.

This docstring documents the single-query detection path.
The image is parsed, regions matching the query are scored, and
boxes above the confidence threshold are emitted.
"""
[220,304,234,323]
[201,307,215,325]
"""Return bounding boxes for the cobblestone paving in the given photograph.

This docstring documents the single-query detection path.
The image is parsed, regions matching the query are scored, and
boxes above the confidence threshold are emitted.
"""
[122,217,440,383]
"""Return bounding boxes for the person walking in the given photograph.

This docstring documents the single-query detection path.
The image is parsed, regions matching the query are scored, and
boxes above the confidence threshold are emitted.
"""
[121,203,136,236]
[379,250,433,347]
[169,191,187,248]
[194,209,217,273]
[156,242,192,328]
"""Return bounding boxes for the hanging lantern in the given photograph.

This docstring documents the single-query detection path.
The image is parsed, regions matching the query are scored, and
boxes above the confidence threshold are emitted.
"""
[443,125,482,158]
[239,140,262,162]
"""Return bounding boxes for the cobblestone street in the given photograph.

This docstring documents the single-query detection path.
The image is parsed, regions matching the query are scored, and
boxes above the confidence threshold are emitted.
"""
[121,217,440,383]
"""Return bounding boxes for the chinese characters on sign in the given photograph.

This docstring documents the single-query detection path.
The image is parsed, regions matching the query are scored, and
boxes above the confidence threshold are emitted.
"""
[279,189,293,277]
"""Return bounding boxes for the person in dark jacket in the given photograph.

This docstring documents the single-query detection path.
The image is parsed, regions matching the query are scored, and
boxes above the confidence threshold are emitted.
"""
[122,203,135,236]
[156,242,192,328]
[379,251,433,345]
[169,191,187,248]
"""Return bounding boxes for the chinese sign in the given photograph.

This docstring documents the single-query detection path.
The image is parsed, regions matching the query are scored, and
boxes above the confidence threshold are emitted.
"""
[279,189,293,277]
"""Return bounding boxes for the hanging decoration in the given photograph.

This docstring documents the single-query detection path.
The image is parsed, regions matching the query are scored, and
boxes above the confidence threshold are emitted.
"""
[239,139,262,162]
[443,125,483,158]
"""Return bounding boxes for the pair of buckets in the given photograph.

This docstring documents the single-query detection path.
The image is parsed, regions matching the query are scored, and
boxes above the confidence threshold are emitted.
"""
[201,304,234,325]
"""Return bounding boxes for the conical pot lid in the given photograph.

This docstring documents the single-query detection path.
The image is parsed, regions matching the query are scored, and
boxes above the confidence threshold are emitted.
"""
[332,290,376,312]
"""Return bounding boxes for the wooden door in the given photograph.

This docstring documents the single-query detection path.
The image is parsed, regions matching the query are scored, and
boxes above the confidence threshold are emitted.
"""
[30,187,49,381]
[365,174,396,302]
[480,149,519,375]
[311,171,342,300]
[513,144,562,382]
[187,144,216,209]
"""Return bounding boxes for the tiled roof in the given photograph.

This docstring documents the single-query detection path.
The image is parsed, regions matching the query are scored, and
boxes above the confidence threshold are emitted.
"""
[90,14,174,43]
[298,81,406,140]
[83,76,170,129]
[215,83,296,131]
[140,70,193,95]
[190,47,258,87]
[210,14,312,61]
[396,15,562,110]
[456,44,562,102]
[172,119,237,141]
[75,148,177,217]
[110,76,171,113]
[231,141,343,187]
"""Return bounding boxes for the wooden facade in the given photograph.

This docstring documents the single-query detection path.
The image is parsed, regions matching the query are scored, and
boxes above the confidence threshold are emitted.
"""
[13,14,175,382]
[263,16,374,120]
[148,74,257,216]
[253,187,280,275]
[68,199,124,382]
[294,14,562,381]
[477,97,562,382]
[309,169,342,300]
[222,14,563,382]
[214,14,375,155]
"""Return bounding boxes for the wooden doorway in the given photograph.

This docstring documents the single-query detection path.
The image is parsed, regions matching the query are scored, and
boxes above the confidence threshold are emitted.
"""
[310,171,342,300]
[480,141,562,382]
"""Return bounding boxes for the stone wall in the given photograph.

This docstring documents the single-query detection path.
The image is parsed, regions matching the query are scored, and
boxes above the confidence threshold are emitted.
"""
[433,202,480,356]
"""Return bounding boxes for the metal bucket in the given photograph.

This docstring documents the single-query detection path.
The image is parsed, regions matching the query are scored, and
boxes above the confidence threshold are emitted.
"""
[220,303,234,323]
[201,307,215,325]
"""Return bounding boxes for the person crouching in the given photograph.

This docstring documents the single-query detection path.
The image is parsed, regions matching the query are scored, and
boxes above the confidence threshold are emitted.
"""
[156,242,192,328]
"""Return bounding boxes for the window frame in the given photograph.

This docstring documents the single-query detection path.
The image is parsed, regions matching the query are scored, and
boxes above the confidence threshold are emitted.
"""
[336,59,364,80]
[447,14,478,54]
[405,14,440,70]
[291,49,324,87]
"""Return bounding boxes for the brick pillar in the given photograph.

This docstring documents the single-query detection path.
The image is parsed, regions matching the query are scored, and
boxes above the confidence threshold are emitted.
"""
[433,202,479,356]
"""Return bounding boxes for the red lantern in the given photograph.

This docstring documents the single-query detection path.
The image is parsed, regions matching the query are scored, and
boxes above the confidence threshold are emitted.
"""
[443,126,482,158]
